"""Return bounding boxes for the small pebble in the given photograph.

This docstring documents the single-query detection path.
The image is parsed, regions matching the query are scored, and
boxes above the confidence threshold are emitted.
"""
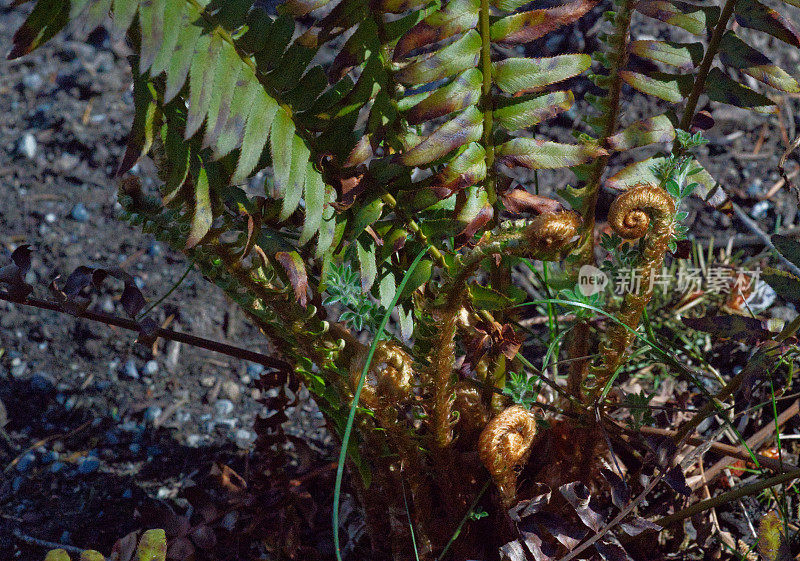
[174,409,191,424]
[200,376,216,388]
[17,133,37,159]
[214,399,234,417]
[70,203,89,222]
[100,297,115,314]
[123,359,139,379]
[216,418,237,430]
[122,489,133,499]
[750,200,771,219]
[134,276,145,290]
[186,434,203,447]
[16,453,36,473]
[246,362,265,378]
[120,421,141,433]
[22,72,43,91]
[746,178,763,197]
[147,242,163,257]
[220,511,238,532]
[143,360,159,376]
[50,462,65,473]
[10,360,27,379]
[234,429,256,449]
[12,476,25,493]
[44,212,57,224]
[129,443,141,454]
[39,450,58,464]
[77,456,100,474]
[143,405,162,424]
[221,380,241,402]
[545,34,563,52]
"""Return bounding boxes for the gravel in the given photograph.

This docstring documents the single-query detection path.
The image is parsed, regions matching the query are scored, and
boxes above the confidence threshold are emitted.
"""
[143,360,159,376]
[123,359,139,379]
[77,456,100,474]
[214,399,235,418]
[70,203,90,222]
[221,379,241,402]
[16,132,37,159]
[143,406,163,424]
[16,452,36,473]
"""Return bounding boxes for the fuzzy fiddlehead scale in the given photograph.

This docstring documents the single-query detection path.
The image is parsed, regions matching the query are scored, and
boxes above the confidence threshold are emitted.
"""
[589,184,675,401]
[431,307,460,449]
[453,381,489,439]
[478,405,538,507]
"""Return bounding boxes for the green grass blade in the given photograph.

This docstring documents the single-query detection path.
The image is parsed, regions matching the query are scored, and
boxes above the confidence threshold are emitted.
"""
[333,247,428,561]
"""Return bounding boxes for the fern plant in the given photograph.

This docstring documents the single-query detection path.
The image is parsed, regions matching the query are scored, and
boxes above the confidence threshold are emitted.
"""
[7,0,800,558]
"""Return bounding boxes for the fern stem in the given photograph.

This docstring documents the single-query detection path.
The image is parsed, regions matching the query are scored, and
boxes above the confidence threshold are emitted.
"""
[382,193,449,270]
[678,0,737,132]
[432,308,459,448]
[588,184,675,402]
[575,0,635,265]
[479,0,496,206]
[567,0,635,404]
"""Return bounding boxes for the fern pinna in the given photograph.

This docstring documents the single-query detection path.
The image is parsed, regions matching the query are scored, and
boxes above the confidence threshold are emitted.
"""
[8,0,800,558]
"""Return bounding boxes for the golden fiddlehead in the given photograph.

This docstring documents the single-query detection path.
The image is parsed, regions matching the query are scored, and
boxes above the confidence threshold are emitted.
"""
[588,184,675,400]
[350,341,414,413]
[523,211,583,258]
[478,405,538,507]
[431,211,580,448]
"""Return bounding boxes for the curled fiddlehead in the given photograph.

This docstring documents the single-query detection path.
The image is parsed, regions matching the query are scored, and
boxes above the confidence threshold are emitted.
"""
[588,184,675,400]
[350,341,415,411]
[607,184,675,241]
[432,211,580,448]
[455,211,582,286]
[453,381,489,439]
[524,211,584,257]
[478,404,538,507]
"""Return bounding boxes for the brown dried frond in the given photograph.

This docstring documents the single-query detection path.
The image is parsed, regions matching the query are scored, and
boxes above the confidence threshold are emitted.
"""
[478,405,538,506]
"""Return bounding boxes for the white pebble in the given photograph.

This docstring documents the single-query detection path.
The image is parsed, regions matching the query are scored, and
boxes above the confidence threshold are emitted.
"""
[17,133,37,159]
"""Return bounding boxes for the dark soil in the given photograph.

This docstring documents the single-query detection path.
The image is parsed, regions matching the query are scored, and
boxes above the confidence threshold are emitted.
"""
[1,0,800,559]
[0,4,334,558]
